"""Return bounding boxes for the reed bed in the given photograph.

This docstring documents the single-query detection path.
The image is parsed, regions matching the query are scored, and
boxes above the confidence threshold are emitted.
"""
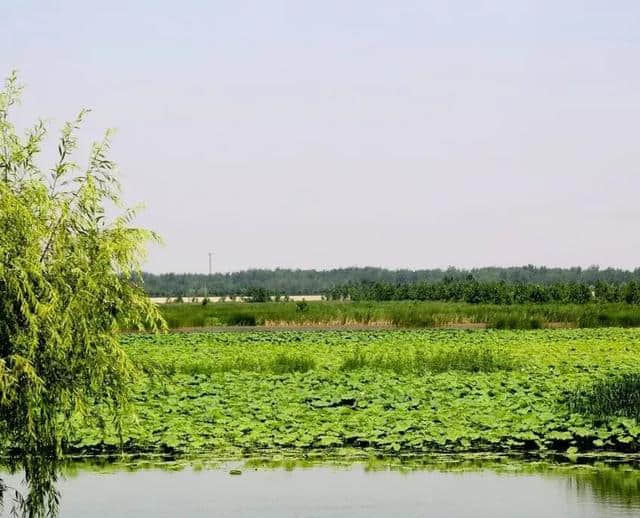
[567,374,640,421]
[158,301,640,330]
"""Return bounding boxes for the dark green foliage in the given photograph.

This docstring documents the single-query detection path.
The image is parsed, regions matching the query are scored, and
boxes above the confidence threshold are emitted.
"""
[139,265,640,297]
[225,313,259,326]
[244,287,272,303]
[578,310,640,328]
[568,374,640,422]
[493,317,543,330]
[328,279,631,305]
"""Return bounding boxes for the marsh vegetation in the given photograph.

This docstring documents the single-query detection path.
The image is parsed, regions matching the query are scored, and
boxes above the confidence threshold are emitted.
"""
[158,300,640,330]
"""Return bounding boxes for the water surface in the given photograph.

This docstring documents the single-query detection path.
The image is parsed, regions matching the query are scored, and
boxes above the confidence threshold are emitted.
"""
[5,456,640,517]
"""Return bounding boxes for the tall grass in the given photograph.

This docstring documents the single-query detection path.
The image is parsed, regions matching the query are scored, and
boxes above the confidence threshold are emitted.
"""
[340,347,516,374]
[340,350,368,371]
[418,347,516,373]
[567,374,640,421]
[157,300,640,330]
[139,351,316,376]
[271,353,316,374]
[140,344,512,376]
[226,313,260,326]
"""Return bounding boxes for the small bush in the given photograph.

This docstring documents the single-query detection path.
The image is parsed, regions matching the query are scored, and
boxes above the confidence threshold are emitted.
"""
[491,317,542,329]
[244,287,272,303]
[225,313,259,326]
[296,301,309,313]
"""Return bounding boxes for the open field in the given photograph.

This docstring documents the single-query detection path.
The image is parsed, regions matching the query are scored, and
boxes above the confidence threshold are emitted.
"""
[65,328,640,456]
[157,300,640,330]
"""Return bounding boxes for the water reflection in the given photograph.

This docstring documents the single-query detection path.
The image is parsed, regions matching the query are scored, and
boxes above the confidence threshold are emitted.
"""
[3,454,640,517]
[244,453,640,511]
[569,466,640,508]
[1,455,61,518]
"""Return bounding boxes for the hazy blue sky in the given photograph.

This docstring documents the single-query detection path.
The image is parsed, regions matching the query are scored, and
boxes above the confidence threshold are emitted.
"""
[3,1,640,273]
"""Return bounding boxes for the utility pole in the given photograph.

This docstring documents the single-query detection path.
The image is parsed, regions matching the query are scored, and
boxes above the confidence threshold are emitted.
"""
[204,251,213,300]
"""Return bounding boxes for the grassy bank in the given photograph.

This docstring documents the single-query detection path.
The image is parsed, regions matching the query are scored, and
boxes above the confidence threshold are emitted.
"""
[67,328,640,456]
[158,300,640,329]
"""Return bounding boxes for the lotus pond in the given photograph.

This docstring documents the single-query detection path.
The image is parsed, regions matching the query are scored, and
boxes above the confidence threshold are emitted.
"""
[65,328,640,456]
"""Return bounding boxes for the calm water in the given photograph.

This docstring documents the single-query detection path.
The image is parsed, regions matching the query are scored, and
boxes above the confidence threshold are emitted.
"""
[4,457,640,517]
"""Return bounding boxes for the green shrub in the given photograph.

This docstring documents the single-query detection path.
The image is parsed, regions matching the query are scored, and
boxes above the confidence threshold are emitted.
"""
[244,287,272,303]
[528,318,543,329]
[491,316,542,329]
[225,313,259,326]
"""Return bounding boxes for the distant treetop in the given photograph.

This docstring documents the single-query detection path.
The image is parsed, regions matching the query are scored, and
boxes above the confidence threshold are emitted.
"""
[140,265,640,297]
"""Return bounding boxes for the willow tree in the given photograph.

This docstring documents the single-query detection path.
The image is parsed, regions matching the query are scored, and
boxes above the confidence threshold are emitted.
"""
[0,72,166,517]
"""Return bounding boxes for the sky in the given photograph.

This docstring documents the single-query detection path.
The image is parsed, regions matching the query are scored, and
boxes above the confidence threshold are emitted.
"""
[3,1,640,273]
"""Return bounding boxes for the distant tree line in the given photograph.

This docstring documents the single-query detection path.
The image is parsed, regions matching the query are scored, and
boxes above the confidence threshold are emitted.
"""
[326,278,640,304]
[139,266,640,298]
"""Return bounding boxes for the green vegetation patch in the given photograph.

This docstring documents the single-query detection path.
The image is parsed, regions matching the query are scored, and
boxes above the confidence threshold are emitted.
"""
[568,374,640,422]
[339,346,516,374]
[67,329,640,456]
[158,300,640,330]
